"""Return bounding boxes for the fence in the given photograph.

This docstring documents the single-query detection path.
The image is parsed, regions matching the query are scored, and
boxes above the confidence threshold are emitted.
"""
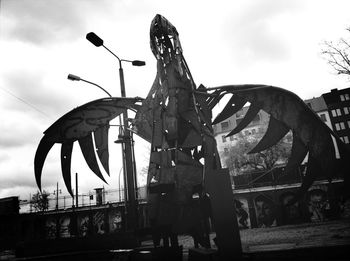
[20,186,147,213]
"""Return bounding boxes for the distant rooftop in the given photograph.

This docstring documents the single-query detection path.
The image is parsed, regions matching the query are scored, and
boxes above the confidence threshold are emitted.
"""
[304,96,327,112]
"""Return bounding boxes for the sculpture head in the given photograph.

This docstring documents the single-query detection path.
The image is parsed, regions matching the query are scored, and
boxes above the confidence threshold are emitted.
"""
[150,14,182,62]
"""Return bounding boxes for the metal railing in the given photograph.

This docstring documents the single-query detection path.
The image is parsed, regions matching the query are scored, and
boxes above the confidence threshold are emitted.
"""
[20,187,147,213]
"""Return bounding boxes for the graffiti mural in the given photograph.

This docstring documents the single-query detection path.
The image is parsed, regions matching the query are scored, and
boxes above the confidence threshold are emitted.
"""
[308,189,329,222]
[78,215,90,237]
[280,193,301,224]
[93,211,106,234]
[109,209,122,233]
[254,195,276,227]
[45,217,56,239]
[59,215,71,238]
[234,198,250,229]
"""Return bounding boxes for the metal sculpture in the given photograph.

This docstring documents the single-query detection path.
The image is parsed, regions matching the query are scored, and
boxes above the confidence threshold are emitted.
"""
[34,14,349,258]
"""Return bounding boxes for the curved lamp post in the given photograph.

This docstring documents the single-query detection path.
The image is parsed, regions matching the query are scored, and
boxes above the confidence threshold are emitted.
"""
[67,74,128,215]
[67,74,112,98]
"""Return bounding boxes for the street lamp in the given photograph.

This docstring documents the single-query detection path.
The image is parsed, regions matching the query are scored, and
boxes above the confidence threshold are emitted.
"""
[86,31,145,230]
[67,74,112,98]
[67,73,127,208]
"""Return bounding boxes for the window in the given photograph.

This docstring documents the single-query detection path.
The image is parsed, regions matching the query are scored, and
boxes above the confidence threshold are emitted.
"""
[332,110,337,117]
[307,102,312,108]
[340,94,349,101]
[345,107,349,115]
[252,128,256,134]
[340,122,345,130]
[335,122,346,130]
[222,135,226,143]
[229,135,234,141]
[319,113,326,122]
[221,121,229,131]
[331,109,342,117]
[335,123,340,131]
[348,120,350,128]
[344,136,349,144]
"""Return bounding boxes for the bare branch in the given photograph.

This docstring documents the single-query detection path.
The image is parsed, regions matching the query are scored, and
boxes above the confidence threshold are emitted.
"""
[322,28,350,79]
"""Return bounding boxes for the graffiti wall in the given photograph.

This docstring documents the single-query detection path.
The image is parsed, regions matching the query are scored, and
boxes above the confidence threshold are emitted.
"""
[59,215,71,238]
[234,197,250,229]
[280,192,302,224]
[109,209,123,233]
[45,217,56,239]
[40,206,126,239]
[93,211,106,234]
[254,195,276,227]
[78,214,90,237]
[307,188,328,222]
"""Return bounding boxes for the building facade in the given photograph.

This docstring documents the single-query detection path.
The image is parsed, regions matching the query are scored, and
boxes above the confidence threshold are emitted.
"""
[322,87,350,146]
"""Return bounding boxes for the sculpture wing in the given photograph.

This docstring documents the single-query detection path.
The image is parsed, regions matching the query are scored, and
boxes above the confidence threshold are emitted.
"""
[34,97,143,196]
[205,84,349,199]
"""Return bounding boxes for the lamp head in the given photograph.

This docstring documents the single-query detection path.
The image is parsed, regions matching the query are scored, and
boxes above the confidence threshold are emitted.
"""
[86,32,104,47]
[132,60,146,66]
[67,74,81,81]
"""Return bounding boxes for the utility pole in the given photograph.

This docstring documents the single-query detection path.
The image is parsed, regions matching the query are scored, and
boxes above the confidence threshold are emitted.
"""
[76,173,79,208]
[54,182,61,210]
[85,32,145,230]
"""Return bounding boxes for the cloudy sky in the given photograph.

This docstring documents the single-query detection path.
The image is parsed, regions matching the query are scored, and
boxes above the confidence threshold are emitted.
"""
[0,0,349,201]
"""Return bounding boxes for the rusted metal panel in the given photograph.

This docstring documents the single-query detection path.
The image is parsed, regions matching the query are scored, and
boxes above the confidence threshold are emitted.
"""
[61,142,74,196]
[177,151,202,167]
[153,109,163,148]
[179,129,202,148]
[226,104,260,137]
[150,151,172,167]
[212,95,246,125]
[44,98,141,142]
[94,125,110,175]
[248,116,289,154]
[283,131,308,175]
[78,134,106,183]
[205,168,242,259]
[176,164,202,189]
[34,135,55,192]
[180,110,201,133]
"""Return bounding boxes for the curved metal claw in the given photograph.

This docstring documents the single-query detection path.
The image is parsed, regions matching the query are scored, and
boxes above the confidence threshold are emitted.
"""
[34,97,143,193]
[61,142,74,196]
[34,135,55,192]
[248,116,289,154]
[206,84,350,197]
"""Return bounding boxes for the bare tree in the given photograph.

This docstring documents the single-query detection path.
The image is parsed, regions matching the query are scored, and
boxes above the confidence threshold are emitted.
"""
[322,27,350,79]
[31,190,50,212]
[223,129,291,176]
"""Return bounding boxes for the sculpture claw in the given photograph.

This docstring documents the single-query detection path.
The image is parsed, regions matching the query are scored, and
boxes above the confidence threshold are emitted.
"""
[34,97,143,193]
[207,84,349,196]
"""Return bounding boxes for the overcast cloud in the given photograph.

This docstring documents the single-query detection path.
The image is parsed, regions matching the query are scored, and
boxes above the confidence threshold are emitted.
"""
[2,0,115,44]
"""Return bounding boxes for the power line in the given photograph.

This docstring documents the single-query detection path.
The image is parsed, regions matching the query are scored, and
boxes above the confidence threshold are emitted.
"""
[0,86,52,119]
